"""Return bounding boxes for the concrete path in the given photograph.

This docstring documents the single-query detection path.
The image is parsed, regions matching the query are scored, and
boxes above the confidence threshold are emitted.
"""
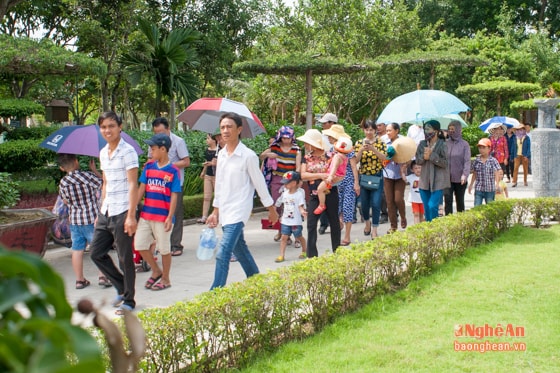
[43,175,535,321]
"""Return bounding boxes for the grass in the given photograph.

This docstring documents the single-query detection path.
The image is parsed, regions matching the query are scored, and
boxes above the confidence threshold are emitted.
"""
[241,224,560,372]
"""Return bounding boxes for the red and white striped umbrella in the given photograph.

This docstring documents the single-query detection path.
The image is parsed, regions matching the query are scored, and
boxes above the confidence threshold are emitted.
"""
[177,98,265,138]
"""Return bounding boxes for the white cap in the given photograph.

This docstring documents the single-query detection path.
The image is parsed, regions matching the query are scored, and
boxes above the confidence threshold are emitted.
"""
[318,113,338,123]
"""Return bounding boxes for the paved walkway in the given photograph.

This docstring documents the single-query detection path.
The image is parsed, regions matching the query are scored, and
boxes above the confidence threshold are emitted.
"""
[43,175,535,320]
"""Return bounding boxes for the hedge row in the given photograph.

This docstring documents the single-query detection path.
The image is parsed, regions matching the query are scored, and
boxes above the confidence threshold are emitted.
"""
[95,198,559,372]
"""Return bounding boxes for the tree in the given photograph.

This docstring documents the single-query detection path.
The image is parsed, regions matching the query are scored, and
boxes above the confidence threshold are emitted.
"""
[236,54,373,128]
[120,18,200,127]
[0,0,25,20]
[0,34,106,100]
[456,80,541,119]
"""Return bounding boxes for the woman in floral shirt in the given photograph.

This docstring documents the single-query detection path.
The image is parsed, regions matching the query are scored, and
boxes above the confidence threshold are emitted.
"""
[489,125,509,177]
[298,129,340,257]
[354,120,387,239]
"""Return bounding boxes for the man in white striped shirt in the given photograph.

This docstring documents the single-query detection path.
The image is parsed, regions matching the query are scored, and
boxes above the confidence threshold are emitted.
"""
[90,111,139,315]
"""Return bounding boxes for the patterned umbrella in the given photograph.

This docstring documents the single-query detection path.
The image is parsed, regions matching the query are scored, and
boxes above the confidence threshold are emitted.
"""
[479,116,520,133]
[177,98,265,138]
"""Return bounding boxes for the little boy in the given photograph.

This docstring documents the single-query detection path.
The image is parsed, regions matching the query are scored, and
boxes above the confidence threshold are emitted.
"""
[274,171,307,262]
[468,138,502,206]
[135,133,182,290]
[495,169,509,201]
[58,154,109,289]
[403,161,425,224]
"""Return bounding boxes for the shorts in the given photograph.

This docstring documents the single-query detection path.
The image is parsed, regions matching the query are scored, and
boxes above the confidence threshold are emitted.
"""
[280,224,303,238]
[70,224,95,251]
[411,202,424,215]
[134,217,172,255]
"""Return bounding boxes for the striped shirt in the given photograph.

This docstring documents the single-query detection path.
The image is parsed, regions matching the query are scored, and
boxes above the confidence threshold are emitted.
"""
[59,170,102,225]
[270,144,300,176]
[139,160,181,223]
[100,138,139,217]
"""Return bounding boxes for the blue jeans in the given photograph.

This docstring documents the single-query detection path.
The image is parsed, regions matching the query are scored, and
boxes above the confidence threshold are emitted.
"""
[474,191,495,206]
[360,174,384,227]
[210,222,259,290]
[419,189,444,222]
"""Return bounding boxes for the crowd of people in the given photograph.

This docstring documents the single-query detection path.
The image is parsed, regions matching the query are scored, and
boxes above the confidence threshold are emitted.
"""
[58,110,533,307]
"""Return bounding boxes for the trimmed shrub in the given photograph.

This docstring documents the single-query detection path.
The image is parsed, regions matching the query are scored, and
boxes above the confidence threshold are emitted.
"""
[98,198,560,372]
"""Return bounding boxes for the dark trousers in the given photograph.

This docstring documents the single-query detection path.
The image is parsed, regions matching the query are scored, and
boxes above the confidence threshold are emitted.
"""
[171,188,184,251]
[307,189,340,257]
[90,211,136,308]
[444,182,467,215]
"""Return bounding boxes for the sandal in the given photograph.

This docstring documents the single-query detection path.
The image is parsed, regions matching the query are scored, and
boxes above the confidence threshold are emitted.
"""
[151,282,171,291]
[112,294,124,308]
[273,233,282,242]
[98,276,112,288]
[75,279,90,289]
[294,240,301,249]
[115,304,134,316]
[144,274,162,289]
[274,256,285,263]
[287,238,293,246]
[171,249,183,256]
[313,205,327,215]
[298,252,306,259]
[341,240,350,246]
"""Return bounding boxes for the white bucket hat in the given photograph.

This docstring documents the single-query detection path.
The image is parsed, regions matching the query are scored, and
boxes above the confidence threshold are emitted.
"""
[297,129,326,150]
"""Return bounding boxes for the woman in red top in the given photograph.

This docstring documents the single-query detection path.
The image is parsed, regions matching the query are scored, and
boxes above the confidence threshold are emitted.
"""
[489,125,509,178]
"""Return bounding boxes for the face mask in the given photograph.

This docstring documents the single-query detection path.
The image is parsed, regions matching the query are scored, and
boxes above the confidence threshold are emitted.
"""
[424,131,436,141]
[516,129,526,139]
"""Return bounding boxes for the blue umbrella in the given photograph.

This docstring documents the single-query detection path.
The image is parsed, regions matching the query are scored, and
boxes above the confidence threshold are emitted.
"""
[39,124,143,157]
[478,116,520,133]
[376,89,470,124]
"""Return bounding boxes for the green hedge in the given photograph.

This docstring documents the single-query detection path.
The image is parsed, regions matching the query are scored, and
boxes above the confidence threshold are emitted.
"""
[0,139,56,172]
[98,197,559,372]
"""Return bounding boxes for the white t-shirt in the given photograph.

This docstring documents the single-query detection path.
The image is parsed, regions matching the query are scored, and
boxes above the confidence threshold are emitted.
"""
[406,174,423,204]
[275,188,306,226]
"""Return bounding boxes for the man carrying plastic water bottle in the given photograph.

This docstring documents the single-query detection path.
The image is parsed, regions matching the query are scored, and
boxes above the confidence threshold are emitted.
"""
[206,112,278,290]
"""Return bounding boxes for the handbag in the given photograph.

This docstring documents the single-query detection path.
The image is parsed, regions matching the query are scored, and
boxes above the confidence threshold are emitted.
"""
[360,174,381,190]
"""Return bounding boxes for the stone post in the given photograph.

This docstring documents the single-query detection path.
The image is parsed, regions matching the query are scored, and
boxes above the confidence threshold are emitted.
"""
[532,99,560,197]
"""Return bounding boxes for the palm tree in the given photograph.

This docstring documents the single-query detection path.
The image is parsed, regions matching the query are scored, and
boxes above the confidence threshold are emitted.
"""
[120,18,200,125]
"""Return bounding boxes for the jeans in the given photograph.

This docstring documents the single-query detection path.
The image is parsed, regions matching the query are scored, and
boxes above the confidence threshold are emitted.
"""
[360,174,384,227]
[90,211,136,309]
[307,189,340,257]
[419,189,444,222]
[210,222,259,290]
[474,191,495,206]
[444,182,467,215]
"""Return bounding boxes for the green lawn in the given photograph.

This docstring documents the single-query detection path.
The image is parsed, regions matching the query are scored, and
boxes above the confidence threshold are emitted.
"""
[242,224,560,372]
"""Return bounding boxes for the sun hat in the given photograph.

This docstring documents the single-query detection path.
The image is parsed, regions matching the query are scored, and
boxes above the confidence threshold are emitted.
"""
[318,113,338,123]
[513,121,525,129]
[389,136,417,163]
[281,171,301,184]
[334,137,353,154]
[477,138,492,147]
[322,124,350,140]
[297,129,325,150]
